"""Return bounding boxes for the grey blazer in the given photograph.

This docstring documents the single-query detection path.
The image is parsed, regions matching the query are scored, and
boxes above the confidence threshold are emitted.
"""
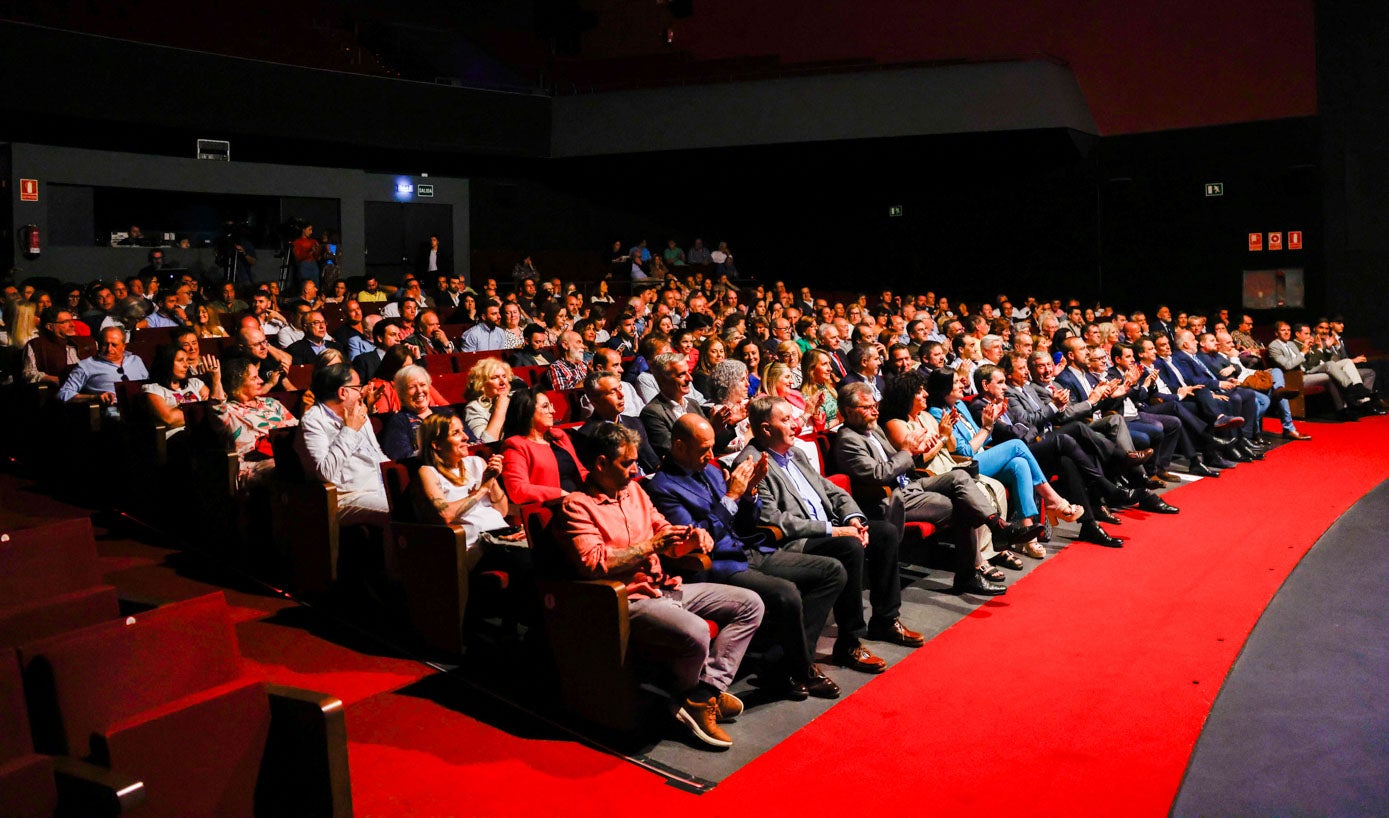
[831,425,916,514]
[732,441,865,552]
[639,395,704,457]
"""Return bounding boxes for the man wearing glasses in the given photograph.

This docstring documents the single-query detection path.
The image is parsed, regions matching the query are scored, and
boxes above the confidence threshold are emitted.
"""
[58,326,149,417]
[24,307,95,386]
[286,310,343,365]
[833,382,1020,596]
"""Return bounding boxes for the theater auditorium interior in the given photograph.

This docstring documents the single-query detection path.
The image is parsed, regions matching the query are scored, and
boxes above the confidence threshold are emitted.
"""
[2,1,1387,815]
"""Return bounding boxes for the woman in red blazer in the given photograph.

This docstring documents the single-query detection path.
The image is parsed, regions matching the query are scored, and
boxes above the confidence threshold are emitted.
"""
[500,388,587,505]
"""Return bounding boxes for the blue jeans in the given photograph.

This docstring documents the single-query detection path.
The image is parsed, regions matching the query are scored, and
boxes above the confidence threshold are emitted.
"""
[975,438,1045,518]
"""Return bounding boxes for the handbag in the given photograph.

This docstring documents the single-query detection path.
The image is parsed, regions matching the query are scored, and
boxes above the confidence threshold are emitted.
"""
[1241,370,1274,392]
[949,454,980,479]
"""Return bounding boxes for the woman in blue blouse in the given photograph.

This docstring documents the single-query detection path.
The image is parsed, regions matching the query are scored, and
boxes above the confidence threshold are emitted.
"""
[925,368,1083,527]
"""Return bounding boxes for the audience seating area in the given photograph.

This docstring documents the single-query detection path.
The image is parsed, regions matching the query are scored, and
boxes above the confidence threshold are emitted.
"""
[4,264,1386,803]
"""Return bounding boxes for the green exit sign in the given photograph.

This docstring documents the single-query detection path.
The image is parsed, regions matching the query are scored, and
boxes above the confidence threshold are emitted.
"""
[888,205,904,217]
[1205,182,1224,197]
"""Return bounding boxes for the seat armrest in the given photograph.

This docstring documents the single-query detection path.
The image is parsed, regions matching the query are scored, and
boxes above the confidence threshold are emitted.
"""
[52,756,146,816]
[258,685,353,818]
[660,553,713,575]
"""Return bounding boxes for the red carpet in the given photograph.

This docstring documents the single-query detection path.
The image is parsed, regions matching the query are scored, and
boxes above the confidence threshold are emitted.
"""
[342,417,1389,817]
[9,417,1383,816]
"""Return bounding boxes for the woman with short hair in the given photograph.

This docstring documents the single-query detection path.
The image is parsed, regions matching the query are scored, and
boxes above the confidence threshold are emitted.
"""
[379,364,452,460]
[464,357,514,443]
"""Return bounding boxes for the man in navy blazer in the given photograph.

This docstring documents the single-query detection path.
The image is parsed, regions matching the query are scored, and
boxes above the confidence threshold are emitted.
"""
[1171,330,1262,459]
[644,414,846,700]
[839,346,886,400]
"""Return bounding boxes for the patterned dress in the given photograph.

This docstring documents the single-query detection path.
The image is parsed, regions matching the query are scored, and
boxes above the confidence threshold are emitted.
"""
[213,396,298,487]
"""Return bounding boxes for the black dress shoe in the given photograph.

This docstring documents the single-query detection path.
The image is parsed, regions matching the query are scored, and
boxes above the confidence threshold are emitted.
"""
[1104,483,1139,507]
[1138,494,1179,514]
[952,569,1007,596]
[1145,476,1164,489]
[1077,522,1124,547]
[1093,505,1122,525]
[987,515,1046,546]
[803,665,841,699]
[755,674,810,701]
[1226,444,1253,463]
[1236,439,1265,460]
[1187,460,1221,478]
[1202,430,1236,448]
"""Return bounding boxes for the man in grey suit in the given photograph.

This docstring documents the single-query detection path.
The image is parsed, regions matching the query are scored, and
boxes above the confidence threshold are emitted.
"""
[832,382,1019,596]
[639,351,738,458]
[732,396,923,674]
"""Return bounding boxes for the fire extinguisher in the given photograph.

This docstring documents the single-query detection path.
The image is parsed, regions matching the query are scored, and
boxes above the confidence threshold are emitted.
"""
[22,224,41,258]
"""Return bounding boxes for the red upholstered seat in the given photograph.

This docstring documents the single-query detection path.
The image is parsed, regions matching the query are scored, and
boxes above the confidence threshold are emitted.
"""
[543,389,580,424]
[432,373,470,404]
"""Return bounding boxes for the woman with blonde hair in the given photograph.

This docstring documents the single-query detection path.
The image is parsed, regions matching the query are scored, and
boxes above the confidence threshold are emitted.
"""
[799,347,841,430]
[464,356,514,443]
[190,303,230,338]
[3,300,39,348]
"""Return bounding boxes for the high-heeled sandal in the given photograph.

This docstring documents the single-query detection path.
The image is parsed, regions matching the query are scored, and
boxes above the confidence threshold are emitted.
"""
[1044,501,1085,525]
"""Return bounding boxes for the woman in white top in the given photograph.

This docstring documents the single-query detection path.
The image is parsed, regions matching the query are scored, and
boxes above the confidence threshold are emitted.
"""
[143,344,224,438]
[414,413,525,550]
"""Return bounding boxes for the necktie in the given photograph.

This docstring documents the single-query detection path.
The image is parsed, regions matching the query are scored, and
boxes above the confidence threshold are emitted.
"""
[1192,354,1217,381]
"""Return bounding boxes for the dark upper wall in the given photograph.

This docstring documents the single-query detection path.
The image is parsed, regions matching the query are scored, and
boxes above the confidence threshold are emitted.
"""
[1318,0,1389,348]
[0,22,551,162]
[572,0,1316,135]
[552,61,1096,157]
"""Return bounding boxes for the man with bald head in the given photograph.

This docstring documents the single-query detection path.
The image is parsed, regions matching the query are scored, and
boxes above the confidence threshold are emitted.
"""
[234,325,296,394]
[645,414,845,700]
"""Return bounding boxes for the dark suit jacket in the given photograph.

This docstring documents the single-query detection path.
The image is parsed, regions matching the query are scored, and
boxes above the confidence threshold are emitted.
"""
[639,395,736,458]
[644,460,761,579]
[572,415,660,474]
[507,349,554,369]
[1197,350,1240,380]
[1173,351,1224,390]
[352,348,384,383]
[285,336,343,366]
[731,441,865,552]
[840,371,886,395]
[1052,366,1091,405]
